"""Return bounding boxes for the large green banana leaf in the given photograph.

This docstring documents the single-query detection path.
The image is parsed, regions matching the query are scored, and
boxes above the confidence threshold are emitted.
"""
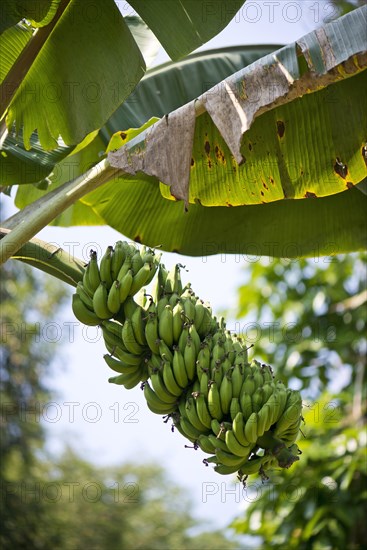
[0,0,61,33]
[107,7,367,205]
[15,45,279,225]
[0,0,245,150]
[81,173,367,257]
[10,7,367,257]
[0,15,159,188]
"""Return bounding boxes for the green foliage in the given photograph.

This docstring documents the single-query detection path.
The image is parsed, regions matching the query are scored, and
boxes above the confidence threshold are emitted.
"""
[0,261,68,466]
[0,261,68,547]
[231,254,367,547]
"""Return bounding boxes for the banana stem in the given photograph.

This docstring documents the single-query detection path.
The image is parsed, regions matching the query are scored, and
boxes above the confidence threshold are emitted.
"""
[0,228,85,287]
[0,158,119,265]
[257,431,299,469]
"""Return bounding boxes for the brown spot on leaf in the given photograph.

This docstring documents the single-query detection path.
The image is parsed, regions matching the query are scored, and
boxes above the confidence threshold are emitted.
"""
[277,121,285,138]
[191,158,195,166]
[204,141,210,155]
[270,177,274,184]
[214,145,225,163]
[263,182,269,191]
[304,192,317,198]
[226,202,233,207]
[134,235,141,243]
[208,160,212,169]
[334,158,348,179]
[172,248,180,253]
[362,144,367,167]
[248,143,252,151]
[120,132,127,140]
[346,182,354,189]
[261,191,264,196]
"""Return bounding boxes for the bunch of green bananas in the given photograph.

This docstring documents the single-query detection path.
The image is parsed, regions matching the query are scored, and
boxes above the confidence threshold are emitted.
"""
[72,242,161,388]
[72,242,303,482]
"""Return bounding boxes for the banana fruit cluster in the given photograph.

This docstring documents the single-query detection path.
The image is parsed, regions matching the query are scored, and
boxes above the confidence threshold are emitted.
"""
[72,242,303,482]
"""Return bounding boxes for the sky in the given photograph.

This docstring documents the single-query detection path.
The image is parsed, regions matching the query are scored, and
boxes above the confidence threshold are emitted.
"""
[1,0,339,539]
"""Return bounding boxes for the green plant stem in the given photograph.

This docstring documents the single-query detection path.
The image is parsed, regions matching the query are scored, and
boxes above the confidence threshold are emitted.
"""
[0,158,119,265]
[0,228,85,287]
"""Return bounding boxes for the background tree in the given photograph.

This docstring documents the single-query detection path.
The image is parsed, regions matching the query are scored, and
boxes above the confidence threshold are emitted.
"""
[0,260,68,547]
[0,262,241,548]
[230,253,367,548]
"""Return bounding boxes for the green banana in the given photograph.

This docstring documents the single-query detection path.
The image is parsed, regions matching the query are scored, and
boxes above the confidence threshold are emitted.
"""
[162,360,183,397]
[111,241,125,280]
[274,403,302,437]
[194,394,212,429]
[75,282,94,310]
[251,387,264,413]
[145,314,160,355]
[214,463,243,476]
[257,403,273,437]
[86,250,101,293]
[185,398,209,433]
[231,364,244,398]
[241,374,256,396]
[100,246,114,288]
[156,295,169,317]
[232,412,251,447]
[114,347,144,366]
[122,318,145,355]
[189,324,201,355]
[131,305,147,347]
[131,249,144,276]
[119,269,133,303]
[183,297,196,324]
[108,363,145,390]
[183,338,197,381]
[208,433,230,453]
[72,294,100,326]
[101,325,125,353]
[197,434,216,454]
[158,339,173,363]
[211,419,232,441]
[143,382,177,415]
[215,448,249,469]
[103,353,140,374]
[158,304,174,347]
[150,370,178,405]
[239,455,265,475]
[129,262,153,296]
[179,416,202,441]
[244,412,259,444]
[230,397,241,421]
[240,386,253,420]
[219,374,233,415]
[117,255,132,283]
[93,282,113,320]
[172,301,184,343]
[172,349,188,389]
[225,429,252,458]
[208,381,223,421]
[107,280,121,314]
[178,324,189,351]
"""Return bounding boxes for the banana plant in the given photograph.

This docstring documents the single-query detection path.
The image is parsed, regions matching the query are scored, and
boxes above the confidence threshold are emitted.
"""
[1,3,366,280]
